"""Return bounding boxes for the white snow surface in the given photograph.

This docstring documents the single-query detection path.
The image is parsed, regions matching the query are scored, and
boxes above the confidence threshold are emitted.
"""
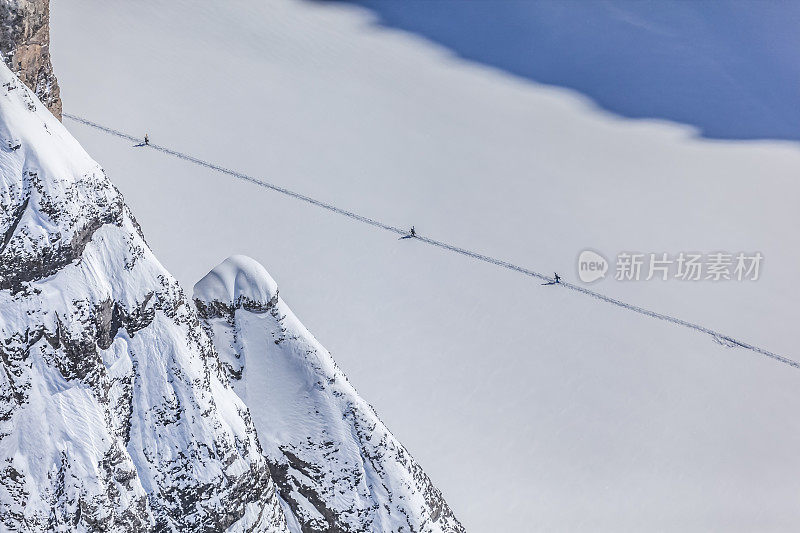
[194,256,464,533]
[51,1,800,531]
[0,61,288,531]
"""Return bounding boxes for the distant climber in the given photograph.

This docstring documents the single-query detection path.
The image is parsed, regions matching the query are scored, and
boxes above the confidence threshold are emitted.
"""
[144,134,149,145]
[542,272,561,286]
[399,226,416,240]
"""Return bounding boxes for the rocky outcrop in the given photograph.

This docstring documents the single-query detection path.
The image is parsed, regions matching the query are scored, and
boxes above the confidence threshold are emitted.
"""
[195,256,465,533]
[0,62,287,530]
[0,0,61,120]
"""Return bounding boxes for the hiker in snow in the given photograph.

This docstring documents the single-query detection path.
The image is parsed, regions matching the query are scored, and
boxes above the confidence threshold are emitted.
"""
[542,272,561,286]
[144,134,149,145]
[399,226,416,240]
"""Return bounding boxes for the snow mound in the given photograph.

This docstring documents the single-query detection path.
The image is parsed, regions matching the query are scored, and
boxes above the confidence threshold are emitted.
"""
[193,254,278,305]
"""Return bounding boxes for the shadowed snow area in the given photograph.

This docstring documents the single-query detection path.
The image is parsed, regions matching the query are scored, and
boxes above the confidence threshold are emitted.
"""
[51,1,800,531]
[345,0,800,141]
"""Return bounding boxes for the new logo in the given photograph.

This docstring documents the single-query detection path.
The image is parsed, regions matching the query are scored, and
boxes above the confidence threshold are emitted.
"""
[577,250,608,283]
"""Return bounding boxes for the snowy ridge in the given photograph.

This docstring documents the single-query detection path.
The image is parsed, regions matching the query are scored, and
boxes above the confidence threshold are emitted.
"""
[0,62,288,531]
[194,255,465,533]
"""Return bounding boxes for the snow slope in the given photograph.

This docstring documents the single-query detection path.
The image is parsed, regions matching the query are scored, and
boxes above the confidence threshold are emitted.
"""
[0,62,288,531]
[195,255,464,533]
[51,1,800,531]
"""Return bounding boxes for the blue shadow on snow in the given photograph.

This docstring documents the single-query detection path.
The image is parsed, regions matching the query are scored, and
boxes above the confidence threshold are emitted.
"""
[337,0,800,142]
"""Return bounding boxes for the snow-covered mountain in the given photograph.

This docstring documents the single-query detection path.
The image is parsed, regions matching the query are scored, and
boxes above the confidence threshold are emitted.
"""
[194,255,464,533]
[0,61,288,531]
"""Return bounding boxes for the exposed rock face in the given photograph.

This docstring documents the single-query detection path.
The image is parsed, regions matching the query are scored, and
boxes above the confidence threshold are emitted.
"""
[0,0,61,120]
[195,256,466,533]
[0,63,287,531]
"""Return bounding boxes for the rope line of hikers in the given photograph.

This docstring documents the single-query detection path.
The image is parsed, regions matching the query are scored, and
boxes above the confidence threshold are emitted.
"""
[62,113,797,371]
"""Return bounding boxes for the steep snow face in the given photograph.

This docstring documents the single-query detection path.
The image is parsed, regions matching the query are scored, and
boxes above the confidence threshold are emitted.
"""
[194,256,464,533]
[0,63,288,531]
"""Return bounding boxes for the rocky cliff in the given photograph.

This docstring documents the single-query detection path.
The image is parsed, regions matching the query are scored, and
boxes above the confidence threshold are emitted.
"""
[0,61,287,531]
[0,0,61,120]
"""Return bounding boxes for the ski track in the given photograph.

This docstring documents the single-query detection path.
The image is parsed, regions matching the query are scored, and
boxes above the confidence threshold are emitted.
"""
[63,113,799,371]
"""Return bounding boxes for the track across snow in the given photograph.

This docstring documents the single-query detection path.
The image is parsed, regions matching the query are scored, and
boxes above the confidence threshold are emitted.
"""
[64,113,799,371]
